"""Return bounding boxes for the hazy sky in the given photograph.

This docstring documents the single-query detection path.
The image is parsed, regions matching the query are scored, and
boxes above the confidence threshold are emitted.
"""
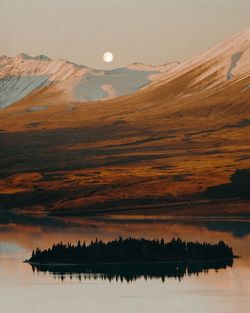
[0,0,249,69]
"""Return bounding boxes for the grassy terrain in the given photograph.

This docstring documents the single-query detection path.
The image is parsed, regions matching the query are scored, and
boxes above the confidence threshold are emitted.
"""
[0,54,249,217]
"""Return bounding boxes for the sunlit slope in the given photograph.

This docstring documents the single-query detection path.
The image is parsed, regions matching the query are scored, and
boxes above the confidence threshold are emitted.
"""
[1,28,249,130]
[0,28,249,216]
[0,53,178,109]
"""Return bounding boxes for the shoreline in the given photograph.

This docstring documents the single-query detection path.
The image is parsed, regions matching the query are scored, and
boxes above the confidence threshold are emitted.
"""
[24,256,239,266]
[48,198,250,218]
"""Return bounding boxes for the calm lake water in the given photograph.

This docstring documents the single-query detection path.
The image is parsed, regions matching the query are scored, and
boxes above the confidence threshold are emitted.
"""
[0,216,250,313]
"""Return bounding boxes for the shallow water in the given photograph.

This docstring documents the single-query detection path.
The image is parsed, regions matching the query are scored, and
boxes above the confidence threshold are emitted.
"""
[0,217,249,313]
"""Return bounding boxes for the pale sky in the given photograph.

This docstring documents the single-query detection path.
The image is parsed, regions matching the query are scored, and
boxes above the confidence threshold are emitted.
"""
[0,0,249,69]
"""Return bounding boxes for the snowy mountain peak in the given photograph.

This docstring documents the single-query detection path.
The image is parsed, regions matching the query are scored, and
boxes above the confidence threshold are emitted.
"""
[127,61,179,72]
[0,55,8,60]
[148,27,250,92]
[1,27,249,110]
[16,53,33,60]
[34,54,51,61]
[14,53,52,61]
[0,53,178,109]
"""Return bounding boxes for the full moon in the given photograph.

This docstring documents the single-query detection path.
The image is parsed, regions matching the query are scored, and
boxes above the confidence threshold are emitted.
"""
[103,51,113,63]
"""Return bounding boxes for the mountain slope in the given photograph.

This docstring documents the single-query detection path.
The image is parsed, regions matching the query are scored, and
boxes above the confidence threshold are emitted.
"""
[0,28,249,217]
[148,27,250,90]
[0,53,178,109]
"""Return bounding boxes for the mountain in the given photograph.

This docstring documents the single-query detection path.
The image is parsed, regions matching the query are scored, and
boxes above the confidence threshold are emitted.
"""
[151,26,250,90]
[0,28,249,217]
[0,53,178,109]
[134,27,250,120]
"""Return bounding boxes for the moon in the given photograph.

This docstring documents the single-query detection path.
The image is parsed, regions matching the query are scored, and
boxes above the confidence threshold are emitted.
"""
[103,51,113,63]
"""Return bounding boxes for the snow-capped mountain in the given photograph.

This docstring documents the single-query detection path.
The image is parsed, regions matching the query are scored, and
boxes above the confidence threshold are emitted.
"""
[0,53,178,109]
[1,27,249,117]
[147,27,250,94]
[0,28,249,214]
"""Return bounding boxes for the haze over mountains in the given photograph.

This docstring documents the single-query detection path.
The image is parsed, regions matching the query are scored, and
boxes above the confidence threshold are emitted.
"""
[0,27,249,217]
[0,53,178,109]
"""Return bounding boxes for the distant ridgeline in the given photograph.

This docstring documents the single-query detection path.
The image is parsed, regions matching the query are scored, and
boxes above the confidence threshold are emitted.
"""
[27,237,235,265]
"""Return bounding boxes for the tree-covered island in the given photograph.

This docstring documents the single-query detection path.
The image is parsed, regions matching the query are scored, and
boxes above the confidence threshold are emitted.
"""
[26,237,236,265]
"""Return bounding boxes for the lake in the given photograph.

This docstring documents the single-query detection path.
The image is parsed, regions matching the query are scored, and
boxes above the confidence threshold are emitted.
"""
[0,216,249,313]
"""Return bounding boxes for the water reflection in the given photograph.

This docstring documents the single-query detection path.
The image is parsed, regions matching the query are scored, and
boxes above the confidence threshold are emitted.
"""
[0,216,250,313]
[30,259,233,282]
[0,216,249,313]
[1,217,250,265]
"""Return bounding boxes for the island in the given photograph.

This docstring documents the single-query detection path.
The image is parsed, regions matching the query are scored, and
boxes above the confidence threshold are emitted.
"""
[25,237,237,282]
[26,237,235,264]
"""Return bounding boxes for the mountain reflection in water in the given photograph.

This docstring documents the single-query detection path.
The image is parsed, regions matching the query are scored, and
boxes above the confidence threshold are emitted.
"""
[30,259,233,282]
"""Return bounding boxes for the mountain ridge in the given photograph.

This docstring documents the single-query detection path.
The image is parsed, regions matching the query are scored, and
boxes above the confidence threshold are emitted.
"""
[0,53,178,109]
[0,27,249,217]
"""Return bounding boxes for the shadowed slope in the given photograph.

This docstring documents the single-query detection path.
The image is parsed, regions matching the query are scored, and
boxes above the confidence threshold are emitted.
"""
[0,28,249,217]
[0,53,178,109]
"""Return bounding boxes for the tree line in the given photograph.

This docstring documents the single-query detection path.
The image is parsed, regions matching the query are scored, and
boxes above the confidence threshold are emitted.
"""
[28,237,234,265]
